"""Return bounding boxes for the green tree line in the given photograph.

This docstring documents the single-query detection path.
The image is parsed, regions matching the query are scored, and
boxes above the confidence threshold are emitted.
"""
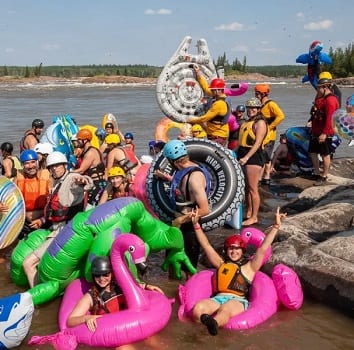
[1,42,352,79]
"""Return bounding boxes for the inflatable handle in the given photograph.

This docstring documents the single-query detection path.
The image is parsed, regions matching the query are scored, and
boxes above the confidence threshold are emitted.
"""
[272,264,303,310]
[224,82,248,97]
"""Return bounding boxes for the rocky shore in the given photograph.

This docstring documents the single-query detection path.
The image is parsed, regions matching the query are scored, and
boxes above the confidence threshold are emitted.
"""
[202,158,354,316]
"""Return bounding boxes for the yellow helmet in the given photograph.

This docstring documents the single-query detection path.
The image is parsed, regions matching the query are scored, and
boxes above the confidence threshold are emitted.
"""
[318,71,333,86]
[105,133,121,145]
[191,124,204,132]
[108,166,126,178]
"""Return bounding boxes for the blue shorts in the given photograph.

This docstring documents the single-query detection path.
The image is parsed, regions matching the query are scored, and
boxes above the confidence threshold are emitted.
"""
[211,294,249,310]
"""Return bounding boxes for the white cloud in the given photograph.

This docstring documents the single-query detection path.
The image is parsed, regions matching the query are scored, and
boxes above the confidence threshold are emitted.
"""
[5,48,14,53]
[296,12,305,20]
[304,20,333,31]
[144,8,171,15]
[214,22,244,31]
[42,44,60,51]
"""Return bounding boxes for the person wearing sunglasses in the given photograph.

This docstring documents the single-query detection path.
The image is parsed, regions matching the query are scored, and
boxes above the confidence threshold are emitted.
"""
[67,256,164,332]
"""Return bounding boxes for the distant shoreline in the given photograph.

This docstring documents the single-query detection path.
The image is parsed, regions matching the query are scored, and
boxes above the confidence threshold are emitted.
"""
[0,74,353,86]
[0,73,282,85]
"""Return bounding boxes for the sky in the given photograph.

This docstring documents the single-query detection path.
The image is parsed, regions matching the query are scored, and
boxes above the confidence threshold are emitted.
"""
[0,0,353,67]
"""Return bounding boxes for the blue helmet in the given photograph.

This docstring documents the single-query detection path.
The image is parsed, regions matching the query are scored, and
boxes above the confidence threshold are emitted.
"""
[124,132,134,140]
[236,104,246,113]
[20,149,38,163]
[163,140,187,160]
[95,127,107,141]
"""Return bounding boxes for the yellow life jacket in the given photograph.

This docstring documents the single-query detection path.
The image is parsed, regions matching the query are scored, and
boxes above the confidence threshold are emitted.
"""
[238,116,268,149]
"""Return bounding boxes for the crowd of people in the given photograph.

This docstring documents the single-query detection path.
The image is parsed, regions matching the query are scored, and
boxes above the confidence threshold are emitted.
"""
[0,66,351,338]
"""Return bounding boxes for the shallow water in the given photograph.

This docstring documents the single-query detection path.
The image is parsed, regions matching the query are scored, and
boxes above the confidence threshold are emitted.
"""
[0,82,353,349]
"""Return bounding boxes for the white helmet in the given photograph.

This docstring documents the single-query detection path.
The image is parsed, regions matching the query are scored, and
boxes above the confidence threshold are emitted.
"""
[46,151,68,167]
[34,142,54,155]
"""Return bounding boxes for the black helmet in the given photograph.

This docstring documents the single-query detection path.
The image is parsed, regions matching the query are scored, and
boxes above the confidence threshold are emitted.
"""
[105,122,114,129]
[32,119,45,128]
[91,256,112,276]
[1,142,13,153]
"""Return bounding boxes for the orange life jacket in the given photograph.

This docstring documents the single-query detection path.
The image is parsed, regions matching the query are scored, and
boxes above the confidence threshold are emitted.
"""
[213,262,251,298]
[16,170,50,211]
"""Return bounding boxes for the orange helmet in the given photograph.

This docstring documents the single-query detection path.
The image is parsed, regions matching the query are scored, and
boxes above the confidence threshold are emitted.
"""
[255,84,270,94]
[77,128,93,141]
[209,78,225,90]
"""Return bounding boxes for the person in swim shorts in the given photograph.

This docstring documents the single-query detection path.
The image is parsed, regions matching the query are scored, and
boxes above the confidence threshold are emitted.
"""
[190,207,286,335]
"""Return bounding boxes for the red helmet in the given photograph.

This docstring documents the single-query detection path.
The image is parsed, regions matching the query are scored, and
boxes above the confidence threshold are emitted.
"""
[224,235,246,251]
[209,78,225,90]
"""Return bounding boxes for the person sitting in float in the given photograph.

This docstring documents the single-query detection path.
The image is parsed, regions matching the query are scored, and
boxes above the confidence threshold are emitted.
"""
[22,151,93,288]
[191,124,207,139]
[190,206,286,336]
[98,166,130,204]
[67,256,164,332]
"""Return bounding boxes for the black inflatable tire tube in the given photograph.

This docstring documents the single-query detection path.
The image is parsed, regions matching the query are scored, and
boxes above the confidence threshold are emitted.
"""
[146,139,245,231]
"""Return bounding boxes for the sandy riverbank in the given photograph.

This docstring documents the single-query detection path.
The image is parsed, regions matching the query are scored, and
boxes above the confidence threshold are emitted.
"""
[0,74,352,86]
[0,73,273,85]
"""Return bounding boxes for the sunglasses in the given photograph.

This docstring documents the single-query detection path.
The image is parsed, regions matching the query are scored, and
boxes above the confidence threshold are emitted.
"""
[93,272,111,278]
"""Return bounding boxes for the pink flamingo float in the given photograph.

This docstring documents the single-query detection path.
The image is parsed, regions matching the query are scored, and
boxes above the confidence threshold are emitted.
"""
[29,233,174,349]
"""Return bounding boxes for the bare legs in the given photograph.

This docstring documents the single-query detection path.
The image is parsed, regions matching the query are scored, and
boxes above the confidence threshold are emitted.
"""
[310,153,330,178]
[192,298,245,335]
[23,253,40,288]
[243,164,263,226]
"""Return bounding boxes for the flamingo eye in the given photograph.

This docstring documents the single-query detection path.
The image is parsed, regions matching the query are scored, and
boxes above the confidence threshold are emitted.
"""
[244,230,251,238]
[129,246,136,253]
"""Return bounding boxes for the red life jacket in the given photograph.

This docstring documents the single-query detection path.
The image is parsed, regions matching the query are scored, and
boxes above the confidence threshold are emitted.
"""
[44,175,84,223]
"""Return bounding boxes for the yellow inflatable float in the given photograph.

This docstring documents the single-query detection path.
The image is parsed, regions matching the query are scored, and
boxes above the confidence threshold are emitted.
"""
[155,117,192,142]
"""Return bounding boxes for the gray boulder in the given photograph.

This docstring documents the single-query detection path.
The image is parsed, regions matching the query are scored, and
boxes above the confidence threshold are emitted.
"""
[266,158,354,315]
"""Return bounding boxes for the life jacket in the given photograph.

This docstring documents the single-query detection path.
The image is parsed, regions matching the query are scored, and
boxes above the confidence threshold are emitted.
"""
[238,116,268,149]
[205,96,232,125]
[89,283,126,315]
[44,173,84,223]
[213,261,251,298]
[170,165,211,211]
[81,146,105,180]
[310,93,338,121]
[1,156,22,179]
[20,131,39,152]
[114,147,140,173]
[16,170,50,211]
[108,184,130,200]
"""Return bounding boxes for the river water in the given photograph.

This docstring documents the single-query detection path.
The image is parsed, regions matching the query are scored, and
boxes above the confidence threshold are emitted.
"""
[0,80,353,350]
